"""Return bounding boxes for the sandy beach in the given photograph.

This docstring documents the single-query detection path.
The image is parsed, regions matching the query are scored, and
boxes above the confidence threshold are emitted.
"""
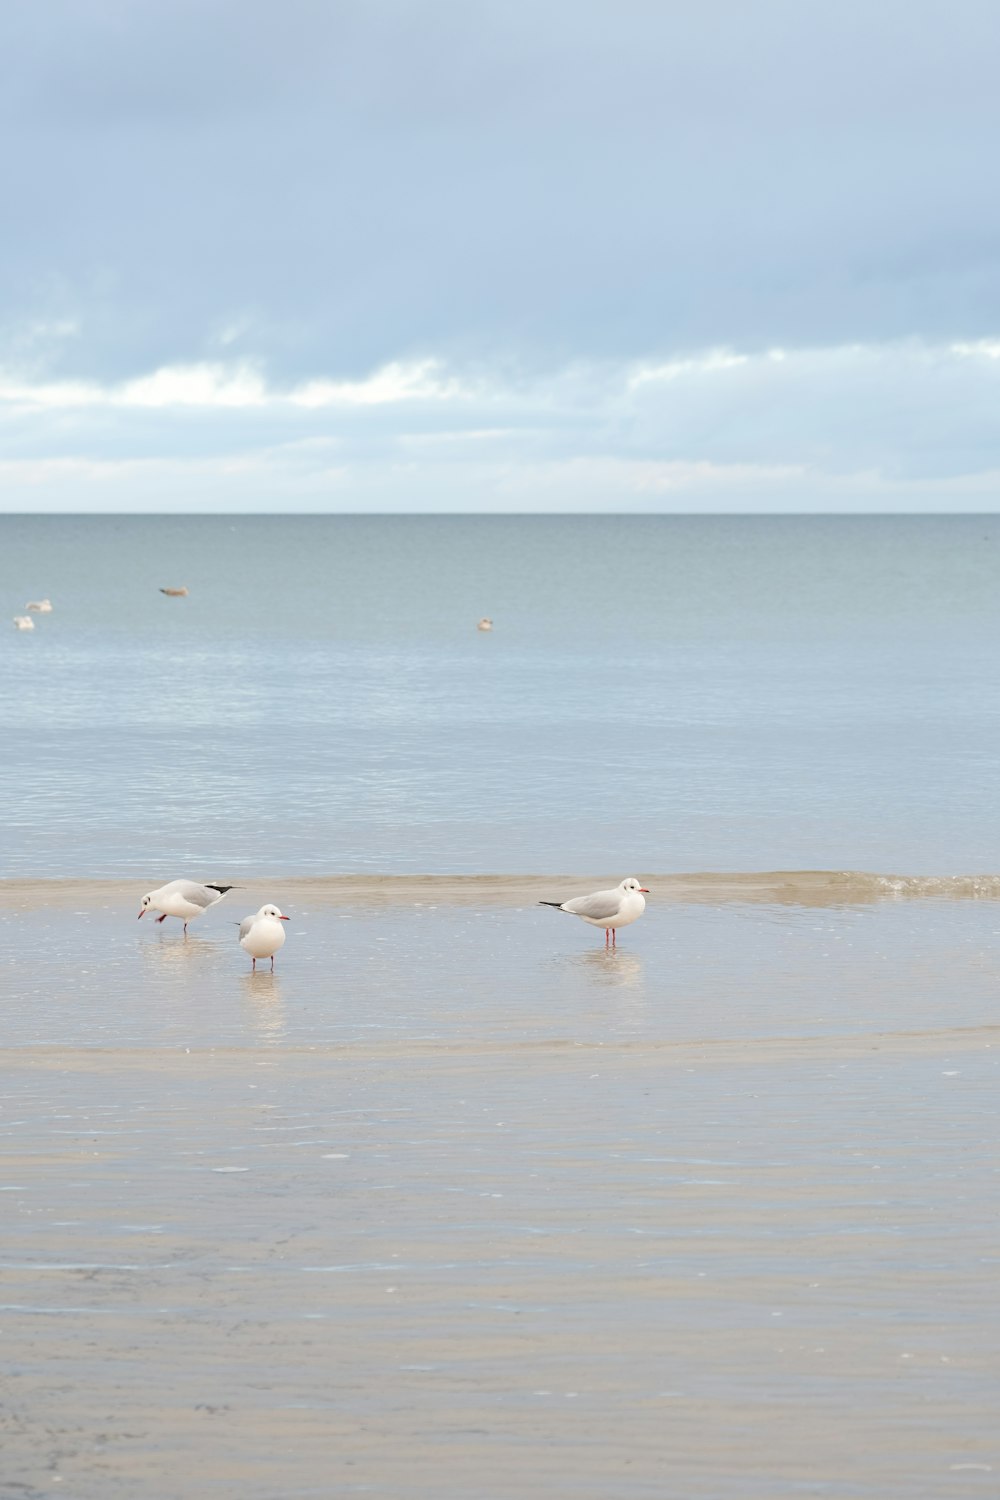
[1,877,998,1496]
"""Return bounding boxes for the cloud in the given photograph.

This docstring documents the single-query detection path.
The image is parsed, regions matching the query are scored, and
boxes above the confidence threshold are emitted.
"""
[2,0,1000,390]
[626,352,752,389]
[2,0,1000,515]
[289,361,467,408]
[951,339,1000,361]
[0,358,469,412]
[3,336,1000,511]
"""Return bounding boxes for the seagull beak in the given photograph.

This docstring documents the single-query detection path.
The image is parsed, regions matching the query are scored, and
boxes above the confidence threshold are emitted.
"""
[639,887,649,894]
[137,909,145,919]
[279,915,290,920]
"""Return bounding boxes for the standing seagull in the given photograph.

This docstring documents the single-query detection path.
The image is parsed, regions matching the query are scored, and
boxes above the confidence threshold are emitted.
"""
[539,877,649,947]
[239,905,290,971]
[138,879,238,934]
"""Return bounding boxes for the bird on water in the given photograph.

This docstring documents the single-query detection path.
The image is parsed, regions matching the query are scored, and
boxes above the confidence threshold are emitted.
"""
[239,905,290,971]
[138,879,238,934]
[539,876,649,947]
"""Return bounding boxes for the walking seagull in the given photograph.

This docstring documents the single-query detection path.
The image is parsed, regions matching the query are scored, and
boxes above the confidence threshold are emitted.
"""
[138,879,238,934]
[239,905,289,971]
[539,877,649,947]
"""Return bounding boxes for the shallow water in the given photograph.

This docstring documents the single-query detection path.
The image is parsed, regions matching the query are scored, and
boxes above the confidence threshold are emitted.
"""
[1,882,998,1496]
[4,877,1000,1051]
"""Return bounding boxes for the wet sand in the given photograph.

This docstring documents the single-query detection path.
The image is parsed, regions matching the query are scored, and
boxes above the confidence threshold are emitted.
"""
[1,880,998,1496]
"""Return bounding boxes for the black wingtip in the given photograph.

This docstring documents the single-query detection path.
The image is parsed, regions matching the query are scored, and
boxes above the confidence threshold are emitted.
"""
[538,901,563,908]
[207,884,240,894]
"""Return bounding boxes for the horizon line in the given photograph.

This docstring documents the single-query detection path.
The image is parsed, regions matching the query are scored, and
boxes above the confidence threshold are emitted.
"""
[2,509,1000,519]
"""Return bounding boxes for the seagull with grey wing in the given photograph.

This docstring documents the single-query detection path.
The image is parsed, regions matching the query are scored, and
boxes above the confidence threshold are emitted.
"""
[539,877,649,947]
[239,905,290,971]
[138,879,239,934]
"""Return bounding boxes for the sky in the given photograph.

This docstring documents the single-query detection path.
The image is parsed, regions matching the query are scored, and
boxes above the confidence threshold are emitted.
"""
[2,0,1000,513]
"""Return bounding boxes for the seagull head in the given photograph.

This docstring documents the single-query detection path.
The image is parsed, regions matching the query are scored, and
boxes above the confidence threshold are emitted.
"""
[259,905,289,921]
[137,893,153,919]
[621,878,650,895]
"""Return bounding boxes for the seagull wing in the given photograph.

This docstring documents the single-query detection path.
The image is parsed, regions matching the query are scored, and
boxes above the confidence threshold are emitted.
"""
[561,888,622,921]
[172,880,220,908]
[238,916,257,942]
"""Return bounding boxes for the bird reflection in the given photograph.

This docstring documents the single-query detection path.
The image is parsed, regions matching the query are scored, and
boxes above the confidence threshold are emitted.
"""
[566,947,645,990]
[240,971,286,1043]
[139,933,215,971]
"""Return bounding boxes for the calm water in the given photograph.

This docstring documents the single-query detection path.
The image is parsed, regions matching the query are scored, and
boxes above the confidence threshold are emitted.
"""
[5,515,1000,1497]
[3,882,999,1498]
[6,880,1000,1050]
[3,513,1000,877]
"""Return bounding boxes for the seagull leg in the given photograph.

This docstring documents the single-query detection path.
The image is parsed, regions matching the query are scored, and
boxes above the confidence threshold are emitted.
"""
[270,956,275,972]
[612,928,617,947]
[155,914,167,924]
[605,928,610,948]
[252,957,256,972]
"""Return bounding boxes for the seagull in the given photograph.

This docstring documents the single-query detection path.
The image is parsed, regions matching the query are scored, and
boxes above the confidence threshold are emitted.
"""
[159,587,189,597]
[477,618,493,631]
[539,877,649,947]
[138,879,238,934]
[239,905,289,971]
[12,616,35,631]
[25,599,53,613]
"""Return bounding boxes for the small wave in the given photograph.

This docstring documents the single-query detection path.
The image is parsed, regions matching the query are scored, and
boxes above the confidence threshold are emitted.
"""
[848,872,1000,902]
[655,870,1000,906]
[5,869,1000,911]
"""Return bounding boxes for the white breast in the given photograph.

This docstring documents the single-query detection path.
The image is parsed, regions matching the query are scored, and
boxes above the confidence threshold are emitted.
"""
[613,894,645,928]
[158,892,203,919]
[240,918,287,960]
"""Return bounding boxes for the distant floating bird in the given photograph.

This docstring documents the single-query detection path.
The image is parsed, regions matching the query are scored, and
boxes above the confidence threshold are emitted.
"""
[25,599,53,613]
[239,905,290,971]
[138,879,238,934]
[477,617,493,631]
[539,876,649,948]
[12,615,35,631]
[159,587,189,597]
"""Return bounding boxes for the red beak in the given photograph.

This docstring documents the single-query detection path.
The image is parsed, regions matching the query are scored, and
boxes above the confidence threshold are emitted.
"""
[137,909,145,919]
[639,887,650,893]
[279,915,290,920]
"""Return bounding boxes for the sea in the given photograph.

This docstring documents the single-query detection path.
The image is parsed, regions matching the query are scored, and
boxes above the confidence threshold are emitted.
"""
[4,513,1000,1498]
[2,512,999,879]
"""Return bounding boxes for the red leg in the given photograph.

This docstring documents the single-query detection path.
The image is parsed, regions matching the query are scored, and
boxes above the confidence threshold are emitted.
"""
[155,914,167,924]
[605,928,610,947]
[612,928,616,947]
